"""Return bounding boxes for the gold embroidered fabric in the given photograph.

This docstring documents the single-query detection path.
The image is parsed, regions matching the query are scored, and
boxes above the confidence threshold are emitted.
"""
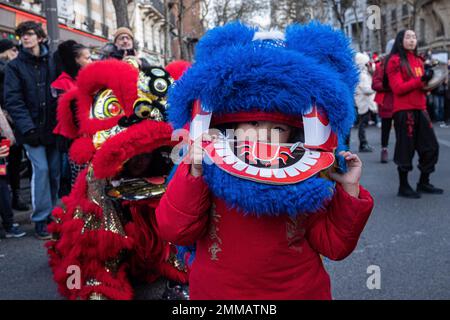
[208,203,222,261]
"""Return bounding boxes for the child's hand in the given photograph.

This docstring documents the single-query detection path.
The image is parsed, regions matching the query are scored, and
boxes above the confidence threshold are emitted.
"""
[328,151,362,198]
[0,146,10,158]
[189,133,213,177]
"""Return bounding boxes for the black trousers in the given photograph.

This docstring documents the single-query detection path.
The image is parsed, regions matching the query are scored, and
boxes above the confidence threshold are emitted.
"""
[358,111,370,148]
[0,175,13,230]
[393,110,439,173]
[7,144,23,193]
[381,117,393,148]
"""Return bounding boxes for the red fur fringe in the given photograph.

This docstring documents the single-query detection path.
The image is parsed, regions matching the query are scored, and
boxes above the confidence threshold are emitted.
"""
[47,60,189,300]
[69,137,96,165]
[47,170,188,300]
[53,89,79,139]
[91,120,175,179]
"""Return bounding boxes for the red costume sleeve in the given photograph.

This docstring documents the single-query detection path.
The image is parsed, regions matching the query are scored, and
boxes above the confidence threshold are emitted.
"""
[386,56,423,96]
[156,162,212,246]
[305,184,374,261]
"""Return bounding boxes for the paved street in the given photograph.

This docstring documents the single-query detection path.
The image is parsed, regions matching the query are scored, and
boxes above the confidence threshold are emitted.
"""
[0,124,449,300]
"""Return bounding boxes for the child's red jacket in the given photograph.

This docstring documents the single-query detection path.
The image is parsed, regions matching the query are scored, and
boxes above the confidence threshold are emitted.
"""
[156,163,374,299]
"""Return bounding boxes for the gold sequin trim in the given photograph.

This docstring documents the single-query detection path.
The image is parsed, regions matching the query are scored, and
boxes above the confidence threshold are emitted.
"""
[83,165,126,236]
[167,251,188,273]
[208,203,222,261]
[86,279,102,287]
[89,292,107,300]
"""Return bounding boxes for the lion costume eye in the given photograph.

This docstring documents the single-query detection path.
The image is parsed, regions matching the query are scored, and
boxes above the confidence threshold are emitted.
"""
[91,89,124,120]
[150,68,166,77]
[149,77,169,97]
[133,99,165,121]
[134,100,153,119]
[104,98,122,117]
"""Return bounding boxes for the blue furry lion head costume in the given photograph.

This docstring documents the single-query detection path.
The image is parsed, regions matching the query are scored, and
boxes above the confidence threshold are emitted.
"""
[168,21,359,217]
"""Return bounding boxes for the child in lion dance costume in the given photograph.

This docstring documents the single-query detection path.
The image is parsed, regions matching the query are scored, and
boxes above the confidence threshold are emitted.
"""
[156,22,375,299]
[46,58,191,300]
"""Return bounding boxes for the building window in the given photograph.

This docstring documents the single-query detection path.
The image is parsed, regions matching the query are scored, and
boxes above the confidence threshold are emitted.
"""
[101,0,108,38]
[419,18,426,46]
[433,11,444,37]
[402,4,408,17]
[391,9,397,22]
[85,0,95,33]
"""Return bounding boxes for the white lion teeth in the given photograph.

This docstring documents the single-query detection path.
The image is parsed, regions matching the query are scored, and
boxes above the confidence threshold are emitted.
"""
[293,160,311,172]
[215,148,234,157]
[273,168,287,178]
[232,161,248,171]
[301,157,317,166]
[223,155,236,164]
[111,180,121,187]
[284,166,301,177]
[210,139,326,180]
[259,168,273,177]
[245,165,259,176]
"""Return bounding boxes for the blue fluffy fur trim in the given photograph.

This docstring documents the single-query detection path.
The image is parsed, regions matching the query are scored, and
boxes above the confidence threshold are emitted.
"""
[168,21,358,142]
[202,163,336,217]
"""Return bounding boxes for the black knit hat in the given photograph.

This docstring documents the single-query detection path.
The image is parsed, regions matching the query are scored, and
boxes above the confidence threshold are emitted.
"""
[0,39,15,54]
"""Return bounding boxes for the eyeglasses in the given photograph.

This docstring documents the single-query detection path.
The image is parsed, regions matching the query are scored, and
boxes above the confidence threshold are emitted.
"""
[21,31,36,37]
[117,35,132,41]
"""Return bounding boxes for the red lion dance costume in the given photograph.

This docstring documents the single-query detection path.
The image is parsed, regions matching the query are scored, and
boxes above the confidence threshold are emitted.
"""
[46,59,189,300]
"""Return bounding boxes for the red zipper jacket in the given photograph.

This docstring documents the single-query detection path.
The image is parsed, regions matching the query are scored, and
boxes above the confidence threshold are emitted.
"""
[372,59,394,118]
[386,52,426,113]
[156,162,374,300]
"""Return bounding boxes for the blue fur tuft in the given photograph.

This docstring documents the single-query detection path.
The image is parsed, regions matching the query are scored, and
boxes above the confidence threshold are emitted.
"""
[202,163,336,217]
[176,245,196,267]
[285,21,359,94]
[168,21,359,140]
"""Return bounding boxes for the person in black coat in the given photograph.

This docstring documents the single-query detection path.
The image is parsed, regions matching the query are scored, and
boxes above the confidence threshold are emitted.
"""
[0,39,30,212]
[3,21,60,240]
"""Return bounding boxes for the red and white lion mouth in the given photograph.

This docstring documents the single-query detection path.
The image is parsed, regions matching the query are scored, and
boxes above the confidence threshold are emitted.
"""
[203,137,335,185]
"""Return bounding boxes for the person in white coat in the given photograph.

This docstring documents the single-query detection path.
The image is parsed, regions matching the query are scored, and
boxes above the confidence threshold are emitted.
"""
[355,52,378,152]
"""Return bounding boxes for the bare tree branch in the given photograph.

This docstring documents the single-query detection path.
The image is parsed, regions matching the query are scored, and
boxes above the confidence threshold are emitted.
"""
[112,0,130,28]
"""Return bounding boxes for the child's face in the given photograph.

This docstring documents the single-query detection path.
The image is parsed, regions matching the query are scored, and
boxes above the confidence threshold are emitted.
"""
[234,121,292,144]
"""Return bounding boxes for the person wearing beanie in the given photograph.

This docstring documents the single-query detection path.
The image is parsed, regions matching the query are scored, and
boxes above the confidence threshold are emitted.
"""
[156,22,374,299]
[354,52,377,153]
[100,26,150,69]
[113,27,134,51]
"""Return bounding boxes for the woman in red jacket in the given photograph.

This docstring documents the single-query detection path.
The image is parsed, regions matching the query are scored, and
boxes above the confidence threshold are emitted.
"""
[385,30,443,198]
[51,40,92,196]
[372,57,394,163]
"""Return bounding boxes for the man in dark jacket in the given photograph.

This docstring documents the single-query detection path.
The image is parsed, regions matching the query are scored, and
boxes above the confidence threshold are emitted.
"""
[3,21,60,240]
